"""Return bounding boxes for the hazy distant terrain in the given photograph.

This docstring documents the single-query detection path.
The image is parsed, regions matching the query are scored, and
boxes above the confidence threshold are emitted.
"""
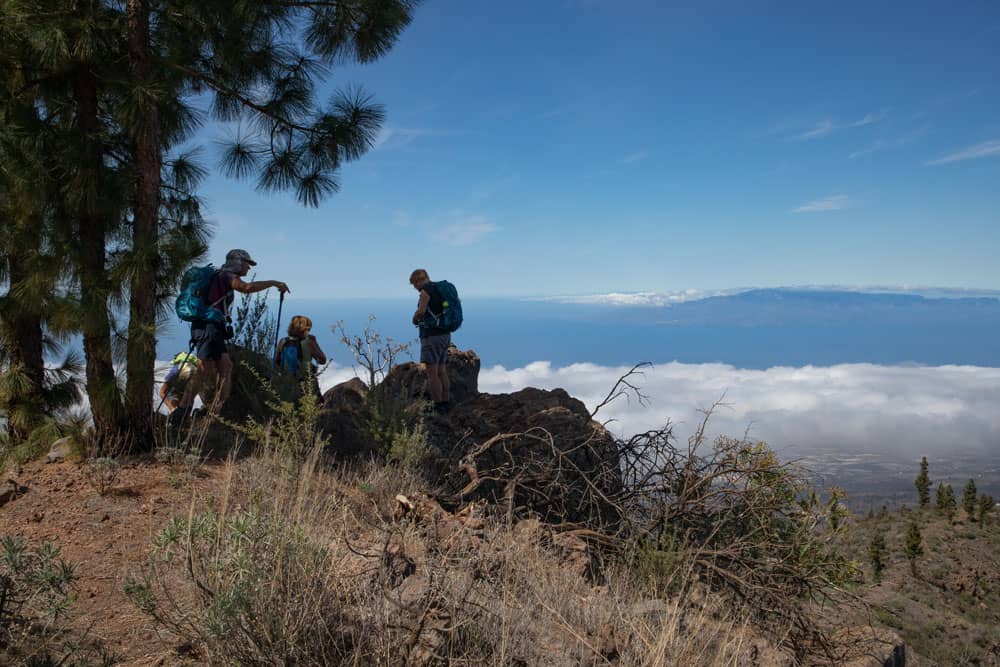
[159,287,1000,369]
[156,287,1000,503]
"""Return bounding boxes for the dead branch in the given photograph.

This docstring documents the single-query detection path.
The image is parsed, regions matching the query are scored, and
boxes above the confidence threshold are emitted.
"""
[590,361,653,419]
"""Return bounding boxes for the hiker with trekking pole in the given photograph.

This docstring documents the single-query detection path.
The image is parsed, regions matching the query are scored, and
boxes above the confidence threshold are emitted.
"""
[170,248,290,424]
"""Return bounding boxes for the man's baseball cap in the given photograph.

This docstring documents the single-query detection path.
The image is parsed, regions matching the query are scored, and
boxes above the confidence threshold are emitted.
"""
[225,249,257,267]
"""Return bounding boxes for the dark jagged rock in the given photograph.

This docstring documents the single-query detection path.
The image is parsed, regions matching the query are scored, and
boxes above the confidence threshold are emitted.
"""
[425,384,623,527]
[381,346,480,405]
[319,378,371,456]
[319,348,622,526]
[223,345,298,421]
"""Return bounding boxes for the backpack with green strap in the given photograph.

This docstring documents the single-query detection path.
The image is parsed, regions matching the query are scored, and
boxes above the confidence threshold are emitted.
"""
[428,280,463,333]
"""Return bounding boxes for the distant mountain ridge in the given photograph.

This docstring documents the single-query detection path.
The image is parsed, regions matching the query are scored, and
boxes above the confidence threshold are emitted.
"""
[620,287,1000,327]
[538,285,1000,308]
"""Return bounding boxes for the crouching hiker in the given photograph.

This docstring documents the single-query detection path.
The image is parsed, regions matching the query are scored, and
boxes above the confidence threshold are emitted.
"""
[409,269,463,413]
[172,249,290,423]
[159,352,200,413]
[275,315,327,402]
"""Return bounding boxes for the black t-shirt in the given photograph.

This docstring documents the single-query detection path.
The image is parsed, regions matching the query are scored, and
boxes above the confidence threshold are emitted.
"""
[419,282,449,338]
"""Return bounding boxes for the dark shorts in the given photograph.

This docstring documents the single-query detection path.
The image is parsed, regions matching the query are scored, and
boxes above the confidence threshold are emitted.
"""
[420,333,450,365]
[191,321,227,361]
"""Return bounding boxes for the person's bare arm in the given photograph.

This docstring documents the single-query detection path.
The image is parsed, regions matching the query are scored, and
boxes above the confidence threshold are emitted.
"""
[159,383,176,412]
[308,336,327,364]
[412,290,430,325]
[229,275,290,295]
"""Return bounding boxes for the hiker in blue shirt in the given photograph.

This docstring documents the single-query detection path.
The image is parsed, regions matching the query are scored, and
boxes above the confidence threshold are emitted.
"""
[410,269,451,412]
[173,249,290,421]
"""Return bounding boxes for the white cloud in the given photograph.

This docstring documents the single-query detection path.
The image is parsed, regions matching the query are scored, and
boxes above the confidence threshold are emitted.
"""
[534,288,747,307]
[621,151,649,164]
[793,120,835,141]
[534,285,1000,307]
[793,195,851,213]
[373,127,444,150]
[432,216,499,246]
[848,110,889,127]
[791,110,888,141]
[848,140,886,159]
[477,361,1000,455]
[926,139,1000,165]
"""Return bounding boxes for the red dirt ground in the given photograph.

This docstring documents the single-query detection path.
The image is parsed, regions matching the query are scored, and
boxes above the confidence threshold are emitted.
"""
[2,458,225,665]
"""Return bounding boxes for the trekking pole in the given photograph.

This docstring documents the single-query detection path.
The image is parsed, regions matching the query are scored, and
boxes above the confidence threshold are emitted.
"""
[273,290,286,365]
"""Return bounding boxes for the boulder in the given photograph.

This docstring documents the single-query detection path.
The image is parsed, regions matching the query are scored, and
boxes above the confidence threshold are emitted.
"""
[46,437,74,463]
[381,346,480,405]
[316,348,623,527]
[318,377,373,456]
[0,478,27,507]
[323,377,369,414]
[426,386,623,528]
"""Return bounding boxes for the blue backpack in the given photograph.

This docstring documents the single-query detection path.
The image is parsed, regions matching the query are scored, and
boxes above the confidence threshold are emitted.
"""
[175,265,226,323]
[428,280,463,333]
[277,338,304,376]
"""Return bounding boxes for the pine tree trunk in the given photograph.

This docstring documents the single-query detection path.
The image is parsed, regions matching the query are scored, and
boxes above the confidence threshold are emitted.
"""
[3,253,45,444]
[74,63,123,448]
[124,0,160,447]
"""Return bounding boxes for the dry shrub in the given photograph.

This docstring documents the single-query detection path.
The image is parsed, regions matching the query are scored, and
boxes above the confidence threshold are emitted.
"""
[125,427,773,665]
[616,405,860,660]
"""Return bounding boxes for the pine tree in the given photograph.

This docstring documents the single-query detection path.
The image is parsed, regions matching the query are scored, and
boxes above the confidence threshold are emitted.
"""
[936,482,956,521]
[0,55,85,447]
[978,495,995,525]
[119,0,420,441]
[868,532,887,583]
[2,0,417,446]
[904,522,923,577]
[914,456,931,508]
[962,479,978,520]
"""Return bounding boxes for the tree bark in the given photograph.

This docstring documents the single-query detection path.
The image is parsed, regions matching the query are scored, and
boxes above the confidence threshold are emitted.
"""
[74,63,123,447]
[3,252,45,444]
[125,0,161,447]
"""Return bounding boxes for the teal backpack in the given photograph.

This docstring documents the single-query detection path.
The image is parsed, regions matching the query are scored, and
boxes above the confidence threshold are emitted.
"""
[428,280,463,333]
[175,265,226,323]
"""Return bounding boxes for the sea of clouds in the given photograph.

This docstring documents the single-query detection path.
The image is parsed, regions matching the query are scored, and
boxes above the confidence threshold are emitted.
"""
[315,361,1000,456]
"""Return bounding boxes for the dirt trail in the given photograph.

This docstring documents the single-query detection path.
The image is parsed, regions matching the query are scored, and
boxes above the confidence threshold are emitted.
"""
[2,459,223,665]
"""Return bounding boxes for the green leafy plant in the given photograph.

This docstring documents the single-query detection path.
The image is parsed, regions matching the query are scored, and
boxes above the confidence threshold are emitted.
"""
[228,363,327,462]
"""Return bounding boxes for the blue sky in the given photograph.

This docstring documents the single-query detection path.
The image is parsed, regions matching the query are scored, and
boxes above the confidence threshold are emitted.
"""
[196,0,1000,299]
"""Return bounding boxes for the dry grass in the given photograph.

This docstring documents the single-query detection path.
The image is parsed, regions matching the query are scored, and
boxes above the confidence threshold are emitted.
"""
[123,436,777,666]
